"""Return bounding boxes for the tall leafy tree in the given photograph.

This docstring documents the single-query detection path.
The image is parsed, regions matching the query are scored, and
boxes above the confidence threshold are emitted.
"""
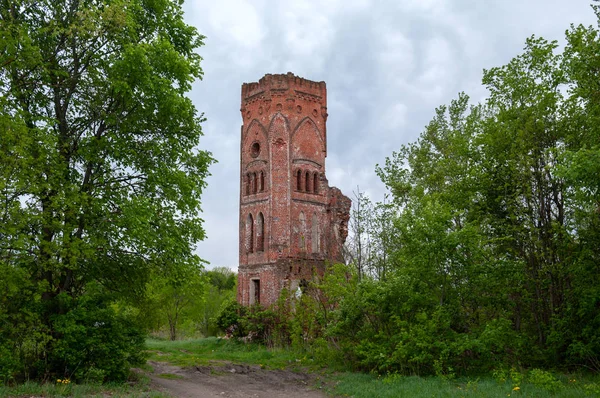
[0,0,213,380]
[325,8,600,374]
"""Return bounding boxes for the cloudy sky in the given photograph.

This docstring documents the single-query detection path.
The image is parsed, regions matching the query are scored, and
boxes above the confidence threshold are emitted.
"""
[182,0,598,270]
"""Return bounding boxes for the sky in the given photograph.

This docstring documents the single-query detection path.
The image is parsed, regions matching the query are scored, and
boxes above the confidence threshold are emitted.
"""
[182,0,598,271]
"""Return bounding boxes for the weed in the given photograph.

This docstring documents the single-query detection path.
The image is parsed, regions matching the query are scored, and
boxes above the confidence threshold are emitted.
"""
[528,368,562,392]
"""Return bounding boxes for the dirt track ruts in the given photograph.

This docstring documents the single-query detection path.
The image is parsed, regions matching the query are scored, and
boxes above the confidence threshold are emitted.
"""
[148,361,328,398]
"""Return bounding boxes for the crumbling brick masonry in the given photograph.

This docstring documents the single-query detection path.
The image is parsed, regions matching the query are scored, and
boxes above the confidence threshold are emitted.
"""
[238,72,351,306]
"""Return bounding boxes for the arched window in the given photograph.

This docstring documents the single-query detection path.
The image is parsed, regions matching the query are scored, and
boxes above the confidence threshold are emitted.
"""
[246,213,254,253]
[260,171,265,192]
[296,169,302,191]
[252,172,257,194]
[246,173,250,196]
[299,211,306,250]
[257,212,265,251]
[313,172,319,194]
[312,212,320,253]
[305,171,310,192]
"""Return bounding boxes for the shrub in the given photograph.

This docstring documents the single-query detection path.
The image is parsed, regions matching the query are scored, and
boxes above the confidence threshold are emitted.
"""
[48,292,146,382]
[215,299,248,337]
[0,343,19,385]
[527,369,562,392]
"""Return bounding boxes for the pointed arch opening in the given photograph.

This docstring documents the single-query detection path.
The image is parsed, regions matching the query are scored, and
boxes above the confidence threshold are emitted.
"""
[313,172,319,194]
[260,171,265,192]
[299,211,306,251]
[246,213,254,253]
[246,173,250,196]
[312,212,320,253]
[296,169,302,191]
[252,172,257,194]
[305,171,310,192]
[257,212,265,252]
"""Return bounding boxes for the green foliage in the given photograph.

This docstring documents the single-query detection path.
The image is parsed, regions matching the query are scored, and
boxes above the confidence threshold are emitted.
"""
[330,7,600,377]
[215,299,248,338]
[49,290,146,382]
[0,0,212,382]
[206,267,236,293]
[195,268,237,337]
[528,369,563,392]
[140,267,237,339]
[143,264,205,340]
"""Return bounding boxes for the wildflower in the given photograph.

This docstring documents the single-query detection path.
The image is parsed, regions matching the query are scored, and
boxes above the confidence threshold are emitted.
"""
[512,386,520,391]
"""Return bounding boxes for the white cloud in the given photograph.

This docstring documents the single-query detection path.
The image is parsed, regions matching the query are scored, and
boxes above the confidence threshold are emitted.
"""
[206,0,265,48]
[181,0,598,270]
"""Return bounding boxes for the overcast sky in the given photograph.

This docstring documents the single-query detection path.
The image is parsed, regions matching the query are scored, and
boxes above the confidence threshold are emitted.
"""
[182,0,598,271]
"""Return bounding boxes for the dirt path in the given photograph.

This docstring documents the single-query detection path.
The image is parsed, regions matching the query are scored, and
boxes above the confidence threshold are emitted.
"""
[148,361,328,398]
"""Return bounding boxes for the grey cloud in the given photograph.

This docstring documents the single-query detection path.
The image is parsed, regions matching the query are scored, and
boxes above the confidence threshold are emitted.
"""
[184,0,597,270]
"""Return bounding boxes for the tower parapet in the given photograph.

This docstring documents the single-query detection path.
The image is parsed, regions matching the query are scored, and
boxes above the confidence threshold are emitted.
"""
[241,72,327,106]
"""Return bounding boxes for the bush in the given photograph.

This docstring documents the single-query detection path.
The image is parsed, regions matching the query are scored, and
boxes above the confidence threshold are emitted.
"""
[527,369,562,392]
[48,292,146,382]
[215,299,248,337]
[0,343,19,385]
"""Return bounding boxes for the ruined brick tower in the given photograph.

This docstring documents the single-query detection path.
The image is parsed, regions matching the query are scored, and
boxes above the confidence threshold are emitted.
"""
[238,73,351,306]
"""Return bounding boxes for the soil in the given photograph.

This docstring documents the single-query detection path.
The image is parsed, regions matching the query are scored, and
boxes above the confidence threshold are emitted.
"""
[147,361,328,398]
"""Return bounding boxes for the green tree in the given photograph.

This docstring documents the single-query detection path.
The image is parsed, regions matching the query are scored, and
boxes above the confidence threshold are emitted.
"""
[327,9,600,374]
[206,267,236,293]
[145,265,205,341]
[195,267,236,336]
[0,0,213,381]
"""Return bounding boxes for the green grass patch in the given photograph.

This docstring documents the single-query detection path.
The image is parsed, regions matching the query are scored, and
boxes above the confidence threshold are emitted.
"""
[0,373,169,398]
[331,372,600,398]
[157,373,185,380]
[146,337,308,370]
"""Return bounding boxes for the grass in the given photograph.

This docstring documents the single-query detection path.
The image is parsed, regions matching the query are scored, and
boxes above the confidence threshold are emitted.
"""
[145,337,311,370]
[0,373,169,398]
[156,373,184,380]
[331,372,600,398]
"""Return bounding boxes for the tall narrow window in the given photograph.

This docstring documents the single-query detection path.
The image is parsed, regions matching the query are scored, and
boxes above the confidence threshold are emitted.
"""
[312,212,320,253]
[252,172,257,194]
[305,171,310,192]
[260,171,265,192]
[313,172,319,194]
[251,279,260,305]
[296,170,302,191]
[246,213,254,253]
[257,212,265,252]
[246,173,250,196]
[299,211,306,250]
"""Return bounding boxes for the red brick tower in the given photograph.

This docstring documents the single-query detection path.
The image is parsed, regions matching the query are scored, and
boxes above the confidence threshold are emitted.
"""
[238,73,351,306]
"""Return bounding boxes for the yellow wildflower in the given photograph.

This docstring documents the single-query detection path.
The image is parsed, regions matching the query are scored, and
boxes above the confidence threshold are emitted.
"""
[512,386,520,391]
